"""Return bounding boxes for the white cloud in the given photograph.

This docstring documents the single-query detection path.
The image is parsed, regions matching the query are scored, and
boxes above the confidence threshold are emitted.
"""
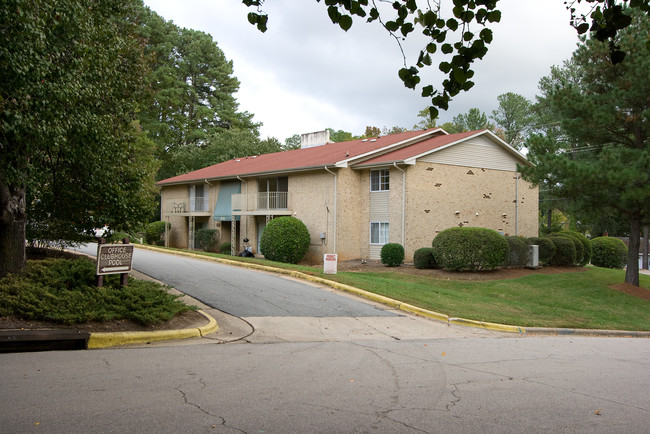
[144,0,581,140]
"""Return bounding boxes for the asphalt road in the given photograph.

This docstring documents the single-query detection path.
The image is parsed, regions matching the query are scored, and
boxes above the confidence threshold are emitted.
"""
[75,244,396,318]
[2,336,649,433]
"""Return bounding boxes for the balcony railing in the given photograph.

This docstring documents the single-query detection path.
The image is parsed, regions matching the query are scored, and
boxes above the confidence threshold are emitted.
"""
[232,192,291,214]
[163,197,210,216]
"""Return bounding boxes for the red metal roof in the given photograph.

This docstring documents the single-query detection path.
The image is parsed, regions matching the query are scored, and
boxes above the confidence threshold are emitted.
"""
[157,129,441,185]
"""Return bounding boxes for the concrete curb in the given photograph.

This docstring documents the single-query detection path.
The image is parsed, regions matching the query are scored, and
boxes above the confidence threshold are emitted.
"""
[87,310,218,349]
[133,245,650,338]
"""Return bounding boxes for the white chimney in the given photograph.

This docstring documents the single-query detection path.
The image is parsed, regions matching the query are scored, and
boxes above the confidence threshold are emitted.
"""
[300,130,330,149]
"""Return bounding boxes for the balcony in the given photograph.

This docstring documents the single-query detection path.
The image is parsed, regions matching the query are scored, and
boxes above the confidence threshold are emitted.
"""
[231,192,293,216]
[163,197,211,217]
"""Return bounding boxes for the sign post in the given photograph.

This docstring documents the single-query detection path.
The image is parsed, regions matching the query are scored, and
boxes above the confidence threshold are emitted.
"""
[96,238,134,287]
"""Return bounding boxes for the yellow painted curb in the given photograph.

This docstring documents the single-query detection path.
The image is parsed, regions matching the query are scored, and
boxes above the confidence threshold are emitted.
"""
[448,317,525,334]
[399,303,450,323]
[133,245,526,334]
[87,310,218,349]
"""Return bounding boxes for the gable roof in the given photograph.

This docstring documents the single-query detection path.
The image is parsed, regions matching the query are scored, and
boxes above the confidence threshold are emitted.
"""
[353,129,529,168]
[156,128,529,186]
[157,128,446,185]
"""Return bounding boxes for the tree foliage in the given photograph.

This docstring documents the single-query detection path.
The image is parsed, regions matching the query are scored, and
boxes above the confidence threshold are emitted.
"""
[490,92,534,149]
[452,107,492,131]
[137,6,261,180]
[522,9,649,285]
[1,0,156,277]
[244,0,648,118]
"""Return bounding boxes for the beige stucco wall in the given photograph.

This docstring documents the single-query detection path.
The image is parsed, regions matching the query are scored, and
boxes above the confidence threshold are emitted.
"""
[403,162,538,260]
[336,167,366,261]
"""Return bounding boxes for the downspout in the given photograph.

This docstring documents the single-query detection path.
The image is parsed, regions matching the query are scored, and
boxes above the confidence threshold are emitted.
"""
[324,166,337,254]
[393,162,406,247]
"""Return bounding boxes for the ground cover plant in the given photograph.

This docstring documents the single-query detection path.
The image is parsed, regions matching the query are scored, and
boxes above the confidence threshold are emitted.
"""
[0,257,195,325]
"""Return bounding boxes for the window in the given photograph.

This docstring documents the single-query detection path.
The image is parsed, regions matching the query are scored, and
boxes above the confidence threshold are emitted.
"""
[370,169,389,192]
[370,222,389,244]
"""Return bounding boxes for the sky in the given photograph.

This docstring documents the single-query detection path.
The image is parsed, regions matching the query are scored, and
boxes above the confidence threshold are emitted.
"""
[143,0,582,141]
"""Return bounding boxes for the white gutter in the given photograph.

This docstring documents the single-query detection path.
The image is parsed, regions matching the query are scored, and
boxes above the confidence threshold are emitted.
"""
[324,166,337,254]
[393,162,406,246]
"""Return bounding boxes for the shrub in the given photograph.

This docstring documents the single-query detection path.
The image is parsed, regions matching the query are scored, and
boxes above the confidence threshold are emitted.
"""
[504,236,528,268]
[259,217,311,264]
[107,232,131,244]
[432,227,509,271]
[413,247,437,269]
[146,221,170,245]
[548,237,576,266]
[566,231,592,265]
[590,237,627,269]
[552,232,585,265]
[196,229,220,252]
[527,237,556,265]
[0,258,195,325]
[219,242,232,255]
[380,243,405,267]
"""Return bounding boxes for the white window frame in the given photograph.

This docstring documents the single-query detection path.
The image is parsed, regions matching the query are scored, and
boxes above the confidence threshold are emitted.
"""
[370,169,390,192]
[370,222,389,245]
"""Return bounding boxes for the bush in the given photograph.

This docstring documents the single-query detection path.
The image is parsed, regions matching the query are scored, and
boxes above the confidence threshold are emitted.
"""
[527,237,556,266]
[380,243,405,267]
[548,237,576,266]
[566,231,592,265]
[145,221,170,245]
[552,232,585,265]
[0,258,195,325]
[504,236,528,268]
[196,229,220,252]
[432,227,509,271]
[219,242,232,255]
[413,247,437,269]
[591,237,627,269]
[107,232,131,244]
[259,217,311,264]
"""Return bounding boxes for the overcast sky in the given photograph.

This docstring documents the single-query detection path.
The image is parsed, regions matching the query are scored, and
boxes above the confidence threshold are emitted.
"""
[143,0,581,141]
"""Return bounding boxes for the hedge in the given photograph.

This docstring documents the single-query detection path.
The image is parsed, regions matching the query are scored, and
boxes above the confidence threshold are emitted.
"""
[590,237,627,269]
[259,217,310,264]
[548,237,576,266]
[504,236,528,268]
[380,243,404,267]
[527,237,556,266]
[413,247,437,269]
[432,227,509,271]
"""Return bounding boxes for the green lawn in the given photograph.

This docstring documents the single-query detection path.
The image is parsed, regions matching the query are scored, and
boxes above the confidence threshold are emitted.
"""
[176,248,650,331]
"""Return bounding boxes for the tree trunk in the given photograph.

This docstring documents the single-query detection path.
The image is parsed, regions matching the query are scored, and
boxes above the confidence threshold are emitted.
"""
[624,215,641,287]
[0,180,26,278]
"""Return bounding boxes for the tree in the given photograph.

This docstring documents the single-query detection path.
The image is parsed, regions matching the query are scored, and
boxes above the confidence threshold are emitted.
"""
[243,1,649,118]
[1,0,157,277]
[414,107,437,130]
[284,134,302,150]
[327,128,358,142]
[137,6,260,180]
[521,9,649,286]
[490,93,534,148]
[453,108,491,131]
[362,126,382,138]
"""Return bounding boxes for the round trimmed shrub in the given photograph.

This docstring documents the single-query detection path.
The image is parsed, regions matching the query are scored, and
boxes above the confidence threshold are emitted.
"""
[590,237,627,269]
[548,237,576,266]
[432,227,509,271]
[219,242,232,255]
[566,231,592,265]
[552,232,585,265]
[260,217,310,264]
[380,243,405,267]
[413,247,437,269]
[527,237,556,265]
[504,236,528,268]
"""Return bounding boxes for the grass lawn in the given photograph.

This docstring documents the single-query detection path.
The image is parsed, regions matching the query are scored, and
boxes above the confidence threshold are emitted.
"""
[174,248,650,331]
